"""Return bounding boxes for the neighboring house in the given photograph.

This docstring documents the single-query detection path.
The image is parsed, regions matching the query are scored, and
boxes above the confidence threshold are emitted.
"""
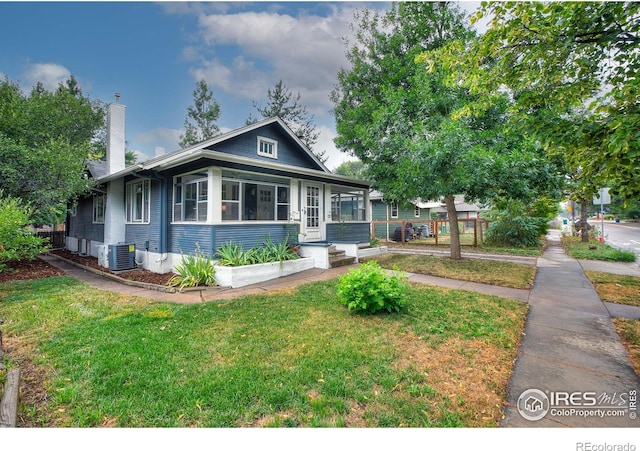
[66,98,371,273]
[369,191,488,240]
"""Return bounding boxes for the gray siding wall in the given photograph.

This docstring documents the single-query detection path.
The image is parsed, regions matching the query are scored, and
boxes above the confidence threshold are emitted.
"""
[207,123,320,170]
[67,196,104,242]
[326,222,370,243]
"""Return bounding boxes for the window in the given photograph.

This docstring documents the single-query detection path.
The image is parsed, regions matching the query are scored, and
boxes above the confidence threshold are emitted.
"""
[414,205,421,218]
[126,179,150,223]
[174,173,208,222]
[331,190,365,222]
[222,178,288,221]
[92,193,105,224]
[257,136,277,159]
[391,203,398,219]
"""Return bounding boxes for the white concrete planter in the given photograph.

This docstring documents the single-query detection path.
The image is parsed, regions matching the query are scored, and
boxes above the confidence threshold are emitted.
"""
[214,257,315,288]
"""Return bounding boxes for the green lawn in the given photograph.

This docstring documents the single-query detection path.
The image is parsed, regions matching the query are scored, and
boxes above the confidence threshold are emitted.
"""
[562,236,636,262]
[364,254,536,289]
[0,275,527,428]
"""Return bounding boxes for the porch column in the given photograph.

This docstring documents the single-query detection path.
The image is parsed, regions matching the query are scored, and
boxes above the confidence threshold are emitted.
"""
[209,167,221,223]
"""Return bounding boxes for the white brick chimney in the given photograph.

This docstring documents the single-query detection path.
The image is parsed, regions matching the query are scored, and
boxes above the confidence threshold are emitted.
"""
[101,93,127,267]
[106,93,126,175]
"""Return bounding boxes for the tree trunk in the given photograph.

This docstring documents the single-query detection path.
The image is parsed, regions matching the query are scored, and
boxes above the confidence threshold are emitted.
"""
[580,198,589,242]
[445,194,462,260]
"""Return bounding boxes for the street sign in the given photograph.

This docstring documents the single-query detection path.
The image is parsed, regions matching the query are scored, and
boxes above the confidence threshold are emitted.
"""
[593,188,611,205]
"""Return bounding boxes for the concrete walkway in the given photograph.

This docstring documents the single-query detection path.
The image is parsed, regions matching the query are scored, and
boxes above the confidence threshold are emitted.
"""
[501,231,640,427]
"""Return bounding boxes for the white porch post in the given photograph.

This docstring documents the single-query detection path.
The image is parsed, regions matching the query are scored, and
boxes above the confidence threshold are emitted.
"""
[209,167,221,223]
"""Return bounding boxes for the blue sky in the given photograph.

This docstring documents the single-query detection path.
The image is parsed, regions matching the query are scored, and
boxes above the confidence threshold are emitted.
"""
[0,1,483,170]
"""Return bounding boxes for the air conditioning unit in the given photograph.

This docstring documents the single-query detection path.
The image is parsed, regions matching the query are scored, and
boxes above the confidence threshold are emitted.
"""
[108,243,136,271]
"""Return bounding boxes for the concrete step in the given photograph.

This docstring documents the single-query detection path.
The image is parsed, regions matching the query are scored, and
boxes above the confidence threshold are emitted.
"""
[329,255,356,268]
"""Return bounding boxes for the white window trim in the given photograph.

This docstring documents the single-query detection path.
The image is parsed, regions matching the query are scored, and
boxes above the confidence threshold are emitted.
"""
[173,173,208,223]
[221,177,289,222]
[414,205,421,218]
[257,136,278,159]
[126,179,151,224]
[391,203,399,219]
[92,194,105,224]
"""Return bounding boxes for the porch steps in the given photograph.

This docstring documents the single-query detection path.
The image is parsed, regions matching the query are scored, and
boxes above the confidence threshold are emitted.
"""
[328,246,356,268]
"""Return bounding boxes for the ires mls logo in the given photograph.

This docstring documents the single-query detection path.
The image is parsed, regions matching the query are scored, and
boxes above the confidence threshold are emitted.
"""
[517,388,638,421]
[517,389,550,421]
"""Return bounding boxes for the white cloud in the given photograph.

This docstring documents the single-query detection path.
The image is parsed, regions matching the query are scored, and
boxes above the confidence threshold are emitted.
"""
[24,63,71,91]
[315,124,357,172]
[131,127,183,159]
[189,5,362,118]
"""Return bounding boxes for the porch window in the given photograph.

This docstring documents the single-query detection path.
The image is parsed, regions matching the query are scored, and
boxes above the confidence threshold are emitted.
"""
[92,193,105,224]
[257,136,277,159]
[331,190,365,222]
[222,178,289,221]
[126,179,150,223]
[174,173,208,222]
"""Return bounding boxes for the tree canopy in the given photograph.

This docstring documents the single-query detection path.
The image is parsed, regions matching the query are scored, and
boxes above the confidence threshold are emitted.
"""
[430,2,640,199]
[179,79,221,148]
[332,2,562,258]
[0,76,104,224]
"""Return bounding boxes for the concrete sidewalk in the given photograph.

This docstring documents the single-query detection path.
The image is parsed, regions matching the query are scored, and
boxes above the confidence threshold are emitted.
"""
[501,231,640,427]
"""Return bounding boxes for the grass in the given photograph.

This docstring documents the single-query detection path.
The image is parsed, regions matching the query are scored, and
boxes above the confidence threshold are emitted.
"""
[0,275,527,428]
[562,236,636,262]
[584,271,640,307]
[386,240,543,257]
[363,254,536,289]
[612,318,640,378]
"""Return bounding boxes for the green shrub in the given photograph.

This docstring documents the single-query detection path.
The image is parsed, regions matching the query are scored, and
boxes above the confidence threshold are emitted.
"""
[337,261,407,314]
[0,191,49,272]
[216,237,300,267]
[485,199,547,248]
[216,240,250,266]
[168,244,216,290]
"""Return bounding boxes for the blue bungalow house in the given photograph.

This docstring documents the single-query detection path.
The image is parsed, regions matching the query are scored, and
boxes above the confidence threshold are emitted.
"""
[66,97,372,274]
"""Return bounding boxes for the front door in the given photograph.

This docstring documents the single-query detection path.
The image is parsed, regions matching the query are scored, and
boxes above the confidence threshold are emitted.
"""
[302,183,323,241]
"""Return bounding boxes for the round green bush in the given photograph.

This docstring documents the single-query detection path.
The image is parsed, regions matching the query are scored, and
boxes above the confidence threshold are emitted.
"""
[336,260,407,314]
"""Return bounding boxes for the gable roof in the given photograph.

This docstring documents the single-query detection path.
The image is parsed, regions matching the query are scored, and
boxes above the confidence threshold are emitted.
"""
[96,117,369,189]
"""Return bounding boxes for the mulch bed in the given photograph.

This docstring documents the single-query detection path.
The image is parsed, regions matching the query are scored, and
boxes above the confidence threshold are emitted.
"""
[49,249,174,286]
[0,258,66,284]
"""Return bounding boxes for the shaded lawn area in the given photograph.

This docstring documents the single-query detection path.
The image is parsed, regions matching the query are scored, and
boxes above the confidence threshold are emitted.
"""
[584,271,640,308]
[0,276,527,428]
[364,254,536,290]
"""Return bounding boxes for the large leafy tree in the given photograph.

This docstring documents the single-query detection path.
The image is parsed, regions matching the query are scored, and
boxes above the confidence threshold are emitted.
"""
[248,79,324,162]
[441,2,640,200]
[179,79,221,148]
[0,76,104,224]
[332,2,561,258]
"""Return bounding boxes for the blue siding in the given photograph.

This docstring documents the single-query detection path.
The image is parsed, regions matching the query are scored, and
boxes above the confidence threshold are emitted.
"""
[326,223,370,243]
[68,196,104,242]
[205,123,321,170]
[213,223,298,250]
[125,179,162,252]
[169,223,298,257]
[170,224,213,256]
